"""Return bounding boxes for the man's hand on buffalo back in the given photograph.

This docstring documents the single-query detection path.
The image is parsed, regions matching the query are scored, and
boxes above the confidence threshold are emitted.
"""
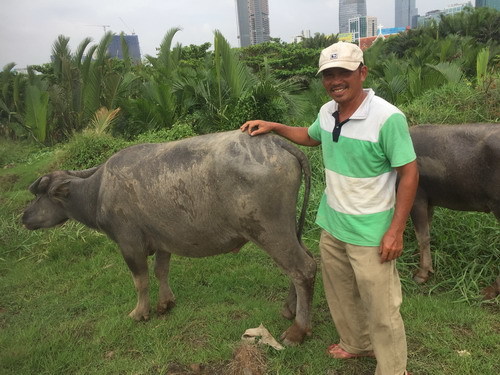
[241,120,275,136]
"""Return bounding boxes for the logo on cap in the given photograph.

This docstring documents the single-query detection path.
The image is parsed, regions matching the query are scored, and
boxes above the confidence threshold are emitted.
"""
[331,53,338,59]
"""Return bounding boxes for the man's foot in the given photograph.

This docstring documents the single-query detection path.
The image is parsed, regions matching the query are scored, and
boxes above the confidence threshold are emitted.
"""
[326,343,375,359]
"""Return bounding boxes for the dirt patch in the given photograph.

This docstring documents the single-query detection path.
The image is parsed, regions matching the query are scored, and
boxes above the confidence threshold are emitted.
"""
[0,174,19,192]
[162,342,267,375]
[226,342,267,375]
[229,310,251,321]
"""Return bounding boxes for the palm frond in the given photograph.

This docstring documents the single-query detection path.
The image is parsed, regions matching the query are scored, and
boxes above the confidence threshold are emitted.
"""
[51,35,71,80]
[476,47,490,87]
[88,107,121,134]
[25,84,49,142]
[154,27,182,72]
[427,62,464,84]
[2,63,16,74]
[74,37,93,67]
[213,30,252,100]
[119,32,132,71]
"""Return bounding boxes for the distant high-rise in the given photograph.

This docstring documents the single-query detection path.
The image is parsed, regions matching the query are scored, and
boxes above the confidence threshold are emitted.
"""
[417,2,475,27]
[349,16,378,41]
[108,34,141,64]
[444,2,473,15]
[395,0,418,28]
[236,0,270,47]
[339,0,367,34]
[476,0,500,11]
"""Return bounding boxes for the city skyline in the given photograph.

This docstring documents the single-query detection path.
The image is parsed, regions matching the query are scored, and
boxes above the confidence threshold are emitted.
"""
[0,0,486,68]
[395,0,419,28]
[339,0,367,34]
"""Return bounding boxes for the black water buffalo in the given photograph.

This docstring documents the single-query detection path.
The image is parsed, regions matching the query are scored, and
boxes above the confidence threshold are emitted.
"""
[22,130,316,345]
[409,123,500,291]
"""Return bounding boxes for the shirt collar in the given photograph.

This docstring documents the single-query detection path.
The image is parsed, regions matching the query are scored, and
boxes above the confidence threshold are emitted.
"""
[329,88,374,120]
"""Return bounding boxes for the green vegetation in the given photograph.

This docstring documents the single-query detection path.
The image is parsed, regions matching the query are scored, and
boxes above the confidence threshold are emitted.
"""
[1,6,499,375]
[1,7,498,144]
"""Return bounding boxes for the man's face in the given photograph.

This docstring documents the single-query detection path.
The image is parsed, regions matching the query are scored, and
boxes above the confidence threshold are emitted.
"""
[321,65,368,105]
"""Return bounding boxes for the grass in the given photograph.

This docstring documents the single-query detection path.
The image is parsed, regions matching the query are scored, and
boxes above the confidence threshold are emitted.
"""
[1,140,499,375]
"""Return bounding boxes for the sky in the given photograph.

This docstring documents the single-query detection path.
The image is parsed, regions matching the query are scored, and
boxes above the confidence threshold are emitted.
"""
[0,0,468,69]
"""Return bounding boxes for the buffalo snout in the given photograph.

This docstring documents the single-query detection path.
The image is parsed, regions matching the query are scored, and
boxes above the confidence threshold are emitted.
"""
[22,196,68,230]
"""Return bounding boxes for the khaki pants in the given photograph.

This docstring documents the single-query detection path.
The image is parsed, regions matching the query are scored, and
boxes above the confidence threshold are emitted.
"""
[320,230,407,375]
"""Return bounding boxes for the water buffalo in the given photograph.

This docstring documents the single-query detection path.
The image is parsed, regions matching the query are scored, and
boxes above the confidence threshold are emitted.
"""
[22,130,316,345]
[409,123,499,293]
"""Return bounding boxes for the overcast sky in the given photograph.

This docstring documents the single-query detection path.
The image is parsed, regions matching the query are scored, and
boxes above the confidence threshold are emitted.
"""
[1,0,468,69]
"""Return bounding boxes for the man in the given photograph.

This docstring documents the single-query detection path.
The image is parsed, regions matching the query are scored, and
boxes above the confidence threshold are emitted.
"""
[240,41,417,375]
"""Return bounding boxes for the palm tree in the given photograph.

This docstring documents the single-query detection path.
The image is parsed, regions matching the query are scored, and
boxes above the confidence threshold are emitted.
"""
[0,63,25,138]
[124,27,186,132]
[438,6,500,44]
[47,32,139,140]
[24,67,50,143]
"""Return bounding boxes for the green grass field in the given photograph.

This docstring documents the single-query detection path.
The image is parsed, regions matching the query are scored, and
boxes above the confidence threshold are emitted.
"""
[1,141,498,375]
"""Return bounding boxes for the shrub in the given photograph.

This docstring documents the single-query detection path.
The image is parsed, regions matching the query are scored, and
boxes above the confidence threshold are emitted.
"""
[401,81,499,125]
[227,94,288,131]
[0,139,43,167]
[59,131,129,170]
[133,122,197,144]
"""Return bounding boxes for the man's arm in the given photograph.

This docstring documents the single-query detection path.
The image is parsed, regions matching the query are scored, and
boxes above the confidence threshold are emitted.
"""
[379,160,419,263]
[240,120,321,147]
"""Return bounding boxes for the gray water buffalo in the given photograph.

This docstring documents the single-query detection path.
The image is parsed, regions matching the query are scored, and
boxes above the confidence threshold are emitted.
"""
[409,123,499,292]
[22,130,316,345]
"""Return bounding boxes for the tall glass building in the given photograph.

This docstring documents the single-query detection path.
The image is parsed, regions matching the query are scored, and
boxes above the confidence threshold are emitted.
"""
[236,0,270,47]
[107,34,141,64]
[339,0,367,33]
[395,0,418,28]
[476,0,500,11]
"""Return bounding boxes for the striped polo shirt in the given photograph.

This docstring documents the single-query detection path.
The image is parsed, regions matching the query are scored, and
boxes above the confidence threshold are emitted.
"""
[308,89,416,246]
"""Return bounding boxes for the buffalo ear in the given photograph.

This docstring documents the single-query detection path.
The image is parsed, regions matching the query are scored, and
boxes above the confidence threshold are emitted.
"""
[28,176,50,195]
[48,180,71,201]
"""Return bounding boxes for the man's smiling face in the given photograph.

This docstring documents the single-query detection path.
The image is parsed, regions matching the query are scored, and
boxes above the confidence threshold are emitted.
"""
[321,64,368,106]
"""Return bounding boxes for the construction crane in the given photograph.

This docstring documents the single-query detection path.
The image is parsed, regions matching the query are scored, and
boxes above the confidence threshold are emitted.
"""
[85,24,111,33]
[119,17,135,35]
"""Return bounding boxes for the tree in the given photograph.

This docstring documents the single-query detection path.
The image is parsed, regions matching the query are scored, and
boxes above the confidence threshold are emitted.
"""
[0,64,25,138]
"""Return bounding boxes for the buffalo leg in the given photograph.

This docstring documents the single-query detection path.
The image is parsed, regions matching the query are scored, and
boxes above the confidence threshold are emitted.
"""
[257,237,316,346]
[281,283,297,320]
[119,243,151,321]
[411,199,435,283]
[281,243,315,320]
[154,250,176,315]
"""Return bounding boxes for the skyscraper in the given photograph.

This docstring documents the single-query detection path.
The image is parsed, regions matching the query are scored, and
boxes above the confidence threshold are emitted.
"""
[236,0,270,47]
[476,0,500,11]
[395,0,418,28]
[108,34,141,64]
[339,0,367,34]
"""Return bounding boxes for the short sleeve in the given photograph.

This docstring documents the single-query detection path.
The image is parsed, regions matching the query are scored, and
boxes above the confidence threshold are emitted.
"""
[308,114,321,142]
[379,113,416,167]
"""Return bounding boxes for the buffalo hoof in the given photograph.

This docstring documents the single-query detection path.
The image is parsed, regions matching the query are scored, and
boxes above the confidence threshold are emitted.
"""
[413,269,431,284]
[280,321,310,346]
[128,308,150,321]
[157,300,176,315]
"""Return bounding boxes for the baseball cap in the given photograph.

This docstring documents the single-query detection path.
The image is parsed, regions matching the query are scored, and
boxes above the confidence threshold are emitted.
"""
[317,42,364,74]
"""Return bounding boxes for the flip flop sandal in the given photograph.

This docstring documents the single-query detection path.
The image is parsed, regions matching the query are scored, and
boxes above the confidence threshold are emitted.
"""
[326,343,375,359]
